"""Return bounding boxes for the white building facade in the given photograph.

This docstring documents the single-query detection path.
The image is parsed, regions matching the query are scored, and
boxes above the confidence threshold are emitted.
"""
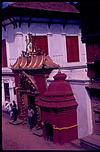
[2,2,93,139]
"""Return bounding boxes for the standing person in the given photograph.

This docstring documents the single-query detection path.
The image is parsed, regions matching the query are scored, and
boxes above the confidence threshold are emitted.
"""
[44,122,50,141]
[49,123,53,141]
[12,100,17,108]
[12,100,18,122]
[44,122,53,141]
[28,106,35,129]
[35,106,41,129]
[9,103,13,120]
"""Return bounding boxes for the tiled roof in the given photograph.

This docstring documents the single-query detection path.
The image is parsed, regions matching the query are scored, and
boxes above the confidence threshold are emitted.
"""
[10,2,79,13]
[11,52,60,70]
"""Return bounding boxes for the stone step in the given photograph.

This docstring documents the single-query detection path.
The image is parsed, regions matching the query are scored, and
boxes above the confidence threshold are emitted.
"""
[80,134,100,150]
[70,139,86,150]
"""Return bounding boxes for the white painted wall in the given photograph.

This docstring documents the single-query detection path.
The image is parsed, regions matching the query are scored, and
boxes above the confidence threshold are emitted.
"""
[2,79,5,108]
[2,67,17,109]
[47,68,89,82]
[70,82,93,138]
[2,22,87,67]
[2,21,88,131]
[48,33,67,66]
[47,69,93,138]
[15,32,24,57]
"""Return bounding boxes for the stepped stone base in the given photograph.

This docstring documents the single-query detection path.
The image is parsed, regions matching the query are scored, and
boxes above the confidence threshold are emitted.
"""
[80,134,100,150]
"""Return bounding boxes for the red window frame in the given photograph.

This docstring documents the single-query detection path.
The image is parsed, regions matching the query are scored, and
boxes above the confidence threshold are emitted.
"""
[66,36,79,62]
[32,36,48,55]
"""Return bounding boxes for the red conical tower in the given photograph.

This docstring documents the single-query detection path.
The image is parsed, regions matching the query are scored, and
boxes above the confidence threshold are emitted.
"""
[37,71,78,144]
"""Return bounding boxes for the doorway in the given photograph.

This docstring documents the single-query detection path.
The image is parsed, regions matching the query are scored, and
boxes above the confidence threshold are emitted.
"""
[28,95,35,109]
[28,95,38,126]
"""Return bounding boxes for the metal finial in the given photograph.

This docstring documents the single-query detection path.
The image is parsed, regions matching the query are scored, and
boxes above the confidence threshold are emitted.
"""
[58,67,61,73]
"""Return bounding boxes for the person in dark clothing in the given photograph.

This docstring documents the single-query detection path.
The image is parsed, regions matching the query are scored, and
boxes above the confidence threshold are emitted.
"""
[9,103,13,120]
[28,106,35,129]
[45,122,50,141]
[44,122,53,141]
[12,100,17,108]
[12,100,18,122]
[12,106,18,122]
[49,123,53,141]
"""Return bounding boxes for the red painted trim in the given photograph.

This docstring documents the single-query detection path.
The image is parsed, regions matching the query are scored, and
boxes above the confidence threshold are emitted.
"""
[32,36,48,55]
[66,36,79,62]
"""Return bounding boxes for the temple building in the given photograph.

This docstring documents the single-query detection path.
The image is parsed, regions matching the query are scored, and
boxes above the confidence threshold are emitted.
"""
[2,2,91,140]
[79,2,100,149]
[10,37,59,120]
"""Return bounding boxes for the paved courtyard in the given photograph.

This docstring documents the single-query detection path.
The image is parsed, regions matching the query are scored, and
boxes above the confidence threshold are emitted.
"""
[2,112,86,150]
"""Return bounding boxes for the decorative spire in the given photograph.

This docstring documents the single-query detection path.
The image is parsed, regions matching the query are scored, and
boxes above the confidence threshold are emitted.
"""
[11,33,60,69]
[58,67,61,74]
[53,71,67,81]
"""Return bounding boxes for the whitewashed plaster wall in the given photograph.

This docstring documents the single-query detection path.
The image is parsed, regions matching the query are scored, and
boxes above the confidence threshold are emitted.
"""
[47,69,93,138]
[2,22,87,114]
[70,81,93,138]
[2,22,87,67]
[2,25,18,66]
[2,22,92,138]
[2,68,17,107]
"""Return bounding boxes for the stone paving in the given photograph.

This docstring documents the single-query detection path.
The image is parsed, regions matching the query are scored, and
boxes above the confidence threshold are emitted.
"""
[2,112,86,150]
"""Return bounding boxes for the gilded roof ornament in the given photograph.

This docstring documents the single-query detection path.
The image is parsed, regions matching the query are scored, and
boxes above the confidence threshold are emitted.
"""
[11,33,60,70]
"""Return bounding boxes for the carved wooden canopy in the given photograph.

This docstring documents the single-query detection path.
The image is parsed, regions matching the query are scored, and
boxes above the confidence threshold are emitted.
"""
[11,49,59,70]
[19,71,39,95]
[11,33,59,70]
